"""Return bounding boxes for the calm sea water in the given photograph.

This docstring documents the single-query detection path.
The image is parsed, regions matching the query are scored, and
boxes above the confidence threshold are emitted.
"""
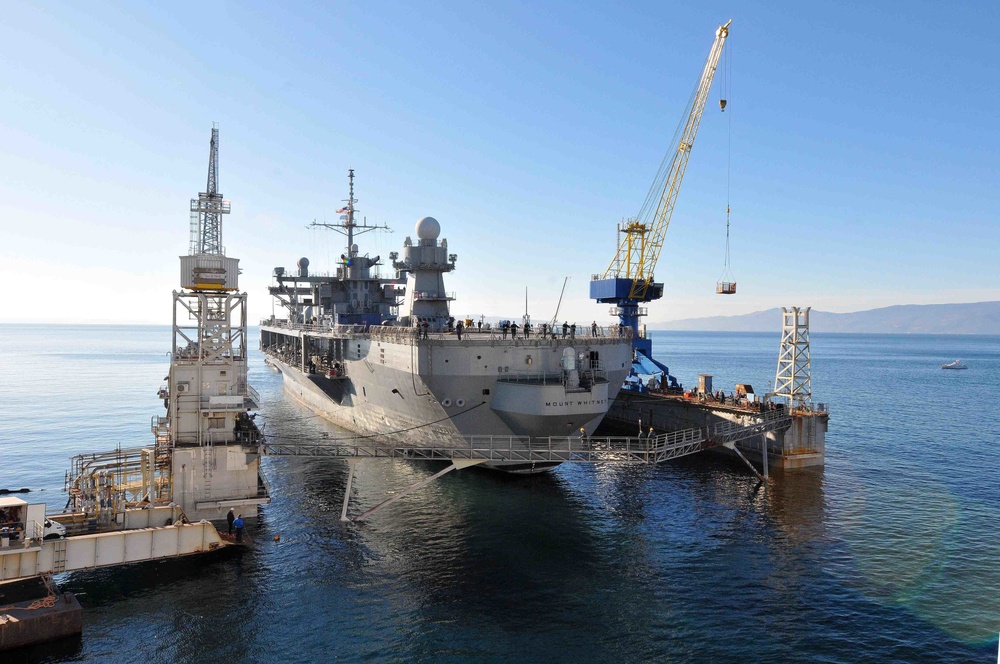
[1,324,998,663]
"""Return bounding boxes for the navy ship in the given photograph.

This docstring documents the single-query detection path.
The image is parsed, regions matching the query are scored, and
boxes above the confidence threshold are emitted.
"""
[260,171,632,472]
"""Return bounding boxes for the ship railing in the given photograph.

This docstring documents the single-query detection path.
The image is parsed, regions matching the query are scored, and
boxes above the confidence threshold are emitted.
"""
[260,320,326,333]
[327,324,365,335]
[486,324,633,342]
[496,368,608,386]
[413,291,456,301]
[368,326,420,343]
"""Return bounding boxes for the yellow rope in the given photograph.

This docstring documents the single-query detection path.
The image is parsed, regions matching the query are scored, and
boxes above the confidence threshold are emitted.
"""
[0,593,57,613]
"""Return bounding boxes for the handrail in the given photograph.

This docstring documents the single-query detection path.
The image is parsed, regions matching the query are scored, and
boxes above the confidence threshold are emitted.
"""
[261,317,633,340]
[260,412,789,465]
[496,368,608,385]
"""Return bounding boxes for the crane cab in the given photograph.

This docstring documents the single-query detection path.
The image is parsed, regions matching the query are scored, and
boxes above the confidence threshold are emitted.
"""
[716,281,736,295]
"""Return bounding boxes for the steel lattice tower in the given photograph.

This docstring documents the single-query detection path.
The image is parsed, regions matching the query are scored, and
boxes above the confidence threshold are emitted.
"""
[773,307,813,410]
[189,124,231,255]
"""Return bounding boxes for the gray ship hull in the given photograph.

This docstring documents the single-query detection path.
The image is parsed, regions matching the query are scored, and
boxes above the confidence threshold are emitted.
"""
[261,324,632,472]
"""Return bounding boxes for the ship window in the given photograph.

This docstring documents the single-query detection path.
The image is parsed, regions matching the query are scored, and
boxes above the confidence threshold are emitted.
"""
[477,355,481,360]
[482,389,490,395]
[362,387,367,397]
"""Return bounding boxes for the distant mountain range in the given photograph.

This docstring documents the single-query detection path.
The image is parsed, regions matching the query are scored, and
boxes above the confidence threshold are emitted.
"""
[653,302,1000,334]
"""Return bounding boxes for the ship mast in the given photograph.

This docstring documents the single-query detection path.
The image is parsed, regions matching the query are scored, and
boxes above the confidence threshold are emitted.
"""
[346,168,356,250]
[309,169,391,261]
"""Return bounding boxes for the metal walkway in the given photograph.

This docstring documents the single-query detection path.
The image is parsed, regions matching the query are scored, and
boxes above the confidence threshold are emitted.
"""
[0,521,226,583]
[262,410,791,521]
[263,409,791,465]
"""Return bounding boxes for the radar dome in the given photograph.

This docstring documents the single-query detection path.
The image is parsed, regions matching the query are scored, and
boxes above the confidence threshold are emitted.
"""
[297,257,310,269]
[415,216,440,241]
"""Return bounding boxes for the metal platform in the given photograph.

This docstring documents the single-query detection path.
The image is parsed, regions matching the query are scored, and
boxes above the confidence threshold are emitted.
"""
[262,410,791,521]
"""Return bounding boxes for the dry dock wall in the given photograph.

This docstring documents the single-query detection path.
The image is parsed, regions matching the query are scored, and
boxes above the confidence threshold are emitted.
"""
[600,392,827,469]
[0,578,82,651]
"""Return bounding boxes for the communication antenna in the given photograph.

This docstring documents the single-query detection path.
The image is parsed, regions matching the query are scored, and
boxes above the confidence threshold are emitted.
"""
[550,276,570,328]
[523,287,530,327]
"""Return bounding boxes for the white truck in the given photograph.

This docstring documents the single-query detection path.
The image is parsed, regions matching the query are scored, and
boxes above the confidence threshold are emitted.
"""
[0,496,66,545]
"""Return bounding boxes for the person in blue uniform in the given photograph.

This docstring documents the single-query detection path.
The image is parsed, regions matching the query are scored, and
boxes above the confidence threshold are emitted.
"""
[233,514,245,543]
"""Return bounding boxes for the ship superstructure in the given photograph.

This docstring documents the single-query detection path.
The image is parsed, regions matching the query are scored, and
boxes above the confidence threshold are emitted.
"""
[261,173,633,472]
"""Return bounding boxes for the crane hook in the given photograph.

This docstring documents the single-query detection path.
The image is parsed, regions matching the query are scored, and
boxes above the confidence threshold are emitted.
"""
[719,99,727,112]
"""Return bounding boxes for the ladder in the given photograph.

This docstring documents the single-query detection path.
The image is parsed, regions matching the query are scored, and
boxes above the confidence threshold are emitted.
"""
[51,539,68,574]
[202,440,213,499]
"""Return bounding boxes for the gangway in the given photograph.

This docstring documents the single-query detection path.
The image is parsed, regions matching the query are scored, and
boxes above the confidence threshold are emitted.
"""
[262,410,791,521]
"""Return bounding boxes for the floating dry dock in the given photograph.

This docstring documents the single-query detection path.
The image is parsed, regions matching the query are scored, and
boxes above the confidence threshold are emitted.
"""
[601,306,829,471]
[600,393,828,471]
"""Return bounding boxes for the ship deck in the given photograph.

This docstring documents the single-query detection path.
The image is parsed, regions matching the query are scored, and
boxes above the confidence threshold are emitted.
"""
[260,319,633,348]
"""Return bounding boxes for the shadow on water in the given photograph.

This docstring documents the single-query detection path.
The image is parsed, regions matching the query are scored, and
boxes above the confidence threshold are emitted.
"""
[38,546,268,663]
[57,546,245,605]
[6,634,83,662]
[266,446,839,661]
[256,454,679,660]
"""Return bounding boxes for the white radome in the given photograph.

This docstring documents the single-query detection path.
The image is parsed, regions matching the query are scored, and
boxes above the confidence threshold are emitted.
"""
[415,216,440,241]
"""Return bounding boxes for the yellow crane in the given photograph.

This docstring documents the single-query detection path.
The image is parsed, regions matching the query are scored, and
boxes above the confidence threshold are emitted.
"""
[595,19,731,303]
[590,19,731,390]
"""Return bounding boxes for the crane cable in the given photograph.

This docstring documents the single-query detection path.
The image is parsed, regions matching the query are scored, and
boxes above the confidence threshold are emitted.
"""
[720,39,735,284]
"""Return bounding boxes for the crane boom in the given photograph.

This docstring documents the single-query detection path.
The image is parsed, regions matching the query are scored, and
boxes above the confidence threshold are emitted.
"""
[590,20,731,392]
[602,19,730,299]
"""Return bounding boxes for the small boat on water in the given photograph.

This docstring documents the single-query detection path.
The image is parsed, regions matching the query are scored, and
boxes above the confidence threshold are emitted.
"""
[941,360,968,370]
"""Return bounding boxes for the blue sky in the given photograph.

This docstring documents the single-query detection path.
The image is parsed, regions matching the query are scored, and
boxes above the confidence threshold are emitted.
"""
[1,1,997,325]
